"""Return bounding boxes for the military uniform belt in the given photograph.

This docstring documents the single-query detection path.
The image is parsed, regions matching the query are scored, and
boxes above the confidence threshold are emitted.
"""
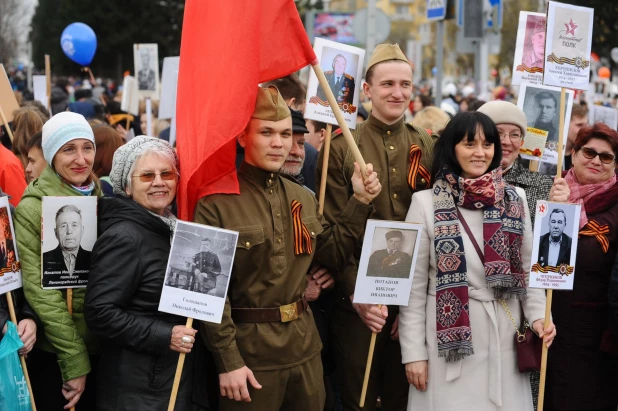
[231,297,308,323]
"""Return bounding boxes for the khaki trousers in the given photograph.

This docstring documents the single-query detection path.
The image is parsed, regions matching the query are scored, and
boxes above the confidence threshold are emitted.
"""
[219,354,325,411]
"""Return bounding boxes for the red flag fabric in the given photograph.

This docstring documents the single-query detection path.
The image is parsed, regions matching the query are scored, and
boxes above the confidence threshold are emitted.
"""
[175,0,317,221]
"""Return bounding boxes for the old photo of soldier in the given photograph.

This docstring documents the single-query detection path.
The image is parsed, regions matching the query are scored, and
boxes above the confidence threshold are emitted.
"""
[367,230,413,279]
[41,197,97,289]
[133,43,160,98]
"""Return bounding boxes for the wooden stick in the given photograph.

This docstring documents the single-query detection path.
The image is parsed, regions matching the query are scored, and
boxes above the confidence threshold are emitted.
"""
[537,289,553,410]
[359,304,381,407]
[167,317,193,411]
[318,124,333,215]
[6,292,37,411]
[84,67,107,107]
[0,105,15,143]
[311,63,366,176]
[538,88,565,410]
[45,55,51,114]
[67,288,73,315]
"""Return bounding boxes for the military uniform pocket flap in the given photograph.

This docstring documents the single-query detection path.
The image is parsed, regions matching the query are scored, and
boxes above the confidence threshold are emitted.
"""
[236,226,265,250]
[302,218,324,239]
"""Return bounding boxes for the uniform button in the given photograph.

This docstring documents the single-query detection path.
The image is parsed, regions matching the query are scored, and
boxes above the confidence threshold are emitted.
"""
[270,173,274,178]
[392,168,396,173]
[268,179,272,184]
[277,238,282,244]
[387,131,391,135]
[269,189,273,194]
[393,193,398,199]
[245,242,251,247]
[276,212,281,217]
[310,231,316,237]
[389,145,394,150]
[421,178,426,184]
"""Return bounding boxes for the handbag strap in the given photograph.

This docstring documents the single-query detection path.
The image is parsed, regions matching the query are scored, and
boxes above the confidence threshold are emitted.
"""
[456,208,484,264]
[457,208,529,337]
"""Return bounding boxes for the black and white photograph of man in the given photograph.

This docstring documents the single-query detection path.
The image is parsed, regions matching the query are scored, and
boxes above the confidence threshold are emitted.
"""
[163,222,235,298]
[537,208,572,268]
[367,229,414,279]
[133,44,159,96]
[42,202,97,288]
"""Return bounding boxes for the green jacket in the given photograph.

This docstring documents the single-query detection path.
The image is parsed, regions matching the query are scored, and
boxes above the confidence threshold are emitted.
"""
[14,166,101,382]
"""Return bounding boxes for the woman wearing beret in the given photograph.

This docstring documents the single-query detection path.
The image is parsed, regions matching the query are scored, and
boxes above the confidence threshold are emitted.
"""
[399,111,556,411]
[546,123,618,411]
[85,136,208,410]
[14,111,101,410]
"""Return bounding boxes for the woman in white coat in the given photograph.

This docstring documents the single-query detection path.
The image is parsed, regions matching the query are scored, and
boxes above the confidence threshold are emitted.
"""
[400,111,559,411]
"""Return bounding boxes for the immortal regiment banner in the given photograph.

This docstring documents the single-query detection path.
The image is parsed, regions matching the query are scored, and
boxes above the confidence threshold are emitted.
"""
[353,220,422,306]
[175,0,317,220]
[41,197,97,289]
[0,197,22,294]
[133,43,160,99]
[304,38,365,128]
[542,1,594,90]
[529,200,581,291]
[158,221,238,323]
[512,12,546,86]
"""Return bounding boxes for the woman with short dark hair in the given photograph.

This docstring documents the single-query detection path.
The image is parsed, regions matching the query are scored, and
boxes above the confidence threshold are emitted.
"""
[547,122,618,411]
[400,111,556,411]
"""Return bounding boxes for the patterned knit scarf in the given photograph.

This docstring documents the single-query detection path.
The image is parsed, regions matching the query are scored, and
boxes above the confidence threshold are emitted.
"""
[433,167,526,362]
[565,168,617,229]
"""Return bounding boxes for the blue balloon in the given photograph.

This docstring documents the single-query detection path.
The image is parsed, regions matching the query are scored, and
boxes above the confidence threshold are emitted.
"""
[432,67,438,76]
[60,23,97,66]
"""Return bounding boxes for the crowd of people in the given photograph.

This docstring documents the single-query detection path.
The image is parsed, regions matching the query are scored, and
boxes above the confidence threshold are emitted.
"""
[0,42,617,411]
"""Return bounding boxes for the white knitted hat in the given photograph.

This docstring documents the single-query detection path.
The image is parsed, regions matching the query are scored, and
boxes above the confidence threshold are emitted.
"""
[477,101,528,135]
[42,112,95,164]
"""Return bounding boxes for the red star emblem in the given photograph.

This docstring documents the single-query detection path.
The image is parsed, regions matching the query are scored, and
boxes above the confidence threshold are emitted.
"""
[565,19,577,36]
[539,204,546,213]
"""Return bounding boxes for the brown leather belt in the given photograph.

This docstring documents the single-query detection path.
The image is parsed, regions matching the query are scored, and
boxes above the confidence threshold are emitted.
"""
[231,298,308,323]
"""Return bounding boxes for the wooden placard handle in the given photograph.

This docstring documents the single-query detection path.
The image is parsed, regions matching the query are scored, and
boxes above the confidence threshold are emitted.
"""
[359,304,381,407]
[167,317,194,411]
[318,124,333,215]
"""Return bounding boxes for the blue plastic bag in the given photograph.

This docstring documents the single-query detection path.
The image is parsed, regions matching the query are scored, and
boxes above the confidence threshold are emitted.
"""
[0,321,32,411]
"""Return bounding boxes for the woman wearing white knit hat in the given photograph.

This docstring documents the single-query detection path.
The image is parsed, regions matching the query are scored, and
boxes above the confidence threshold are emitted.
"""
[14,111,101,410]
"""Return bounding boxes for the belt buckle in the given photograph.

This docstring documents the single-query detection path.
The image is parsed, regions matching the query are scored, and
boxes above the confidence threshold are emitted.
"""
[279,302,298,323]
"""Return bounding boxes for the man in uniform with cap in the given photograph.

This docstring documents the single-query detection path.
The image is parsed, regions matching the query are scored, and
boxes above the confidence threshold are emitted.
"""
[317,54,356,105]
[316,43,436,411]
[194,86,382,410]
[522,18,546,70]
[190,237,221,293]
[367,230,412,279]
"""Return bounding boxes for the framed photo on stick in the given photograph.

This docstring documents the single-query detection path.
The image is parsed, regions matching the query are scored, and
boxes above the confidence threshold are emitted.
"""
[0,197,22,295]
[158,221,238,324]
[353,220,422,306]
[41,197,97,289]
[304,38,365,129]
[133,43,160,99]
[512,12,546,86]
[529,200,581,290]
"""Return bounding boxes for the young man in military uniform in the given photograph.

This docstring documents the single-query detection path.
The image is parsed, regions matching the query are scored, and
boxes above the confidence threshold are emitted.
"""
[190,237,221,293]
[316,44,436,411]
[194,86,381,410]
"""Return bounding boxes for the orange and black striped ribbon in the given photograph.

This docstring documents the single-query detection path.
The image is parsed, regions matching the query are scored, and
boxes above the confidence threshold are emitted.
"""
[579,220,610,253]
[291,200,313,255]
[408,144,431,190]
[531,263,574,275]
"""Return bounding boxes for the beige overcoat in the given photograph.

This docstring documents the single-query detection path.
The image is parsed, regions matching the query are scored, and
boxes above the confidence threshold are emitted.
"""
[400,188,546,411]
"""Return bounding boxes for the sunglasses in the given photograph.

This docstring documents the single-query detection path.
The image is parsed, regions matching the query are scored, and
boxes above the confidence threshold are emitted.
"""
[131,171,178,182]
[580,147,616,164]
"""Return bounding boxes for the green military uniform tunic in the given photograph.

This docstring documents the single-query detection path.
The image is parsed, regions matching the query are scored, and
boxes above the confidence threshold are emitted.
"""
[194,162,372,410]
[316,113,436,411]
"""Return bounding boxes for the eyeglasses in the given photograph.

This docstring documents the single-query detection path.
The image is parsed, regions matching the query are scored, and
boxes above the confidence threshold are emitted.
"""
[498,131,523,142]
[131,171,178,182]
[580,147,616,164]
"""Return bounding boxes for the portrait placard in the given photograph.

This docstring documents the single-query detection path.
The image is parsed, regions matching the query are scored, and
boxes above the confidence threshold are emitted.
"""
[353,220,422,306]
[41,197,97,289]
[120,75,139,116]
[304,38,365,129]
[529,200,581,290]
[588,105,618,130]
[542,1,594,90]
[512,12,546,86]
[158,56,180,120]
[33,75,49,111]
[0,197,22,294]
[158,221,238,324]
[133,43,160,99]
[517,83,574,173]
[0,64,20,123]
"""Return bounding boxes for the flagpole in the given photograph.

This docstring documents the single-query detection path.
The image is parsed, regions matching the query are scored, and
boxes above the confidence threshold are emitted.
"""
[318,124,333,214]
[311,63,367,176]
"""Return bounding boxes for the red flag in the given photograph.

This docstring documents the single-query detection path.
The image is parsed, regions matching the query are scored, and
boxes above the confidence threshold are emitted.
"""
[175,0,317,220]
